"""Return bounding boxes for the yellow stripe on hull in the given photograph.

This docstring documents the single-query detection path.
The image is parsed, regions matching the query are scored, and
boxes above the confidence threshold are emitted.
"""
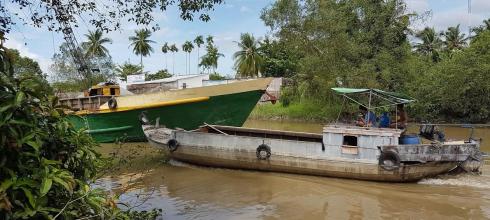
[75,96,210,115]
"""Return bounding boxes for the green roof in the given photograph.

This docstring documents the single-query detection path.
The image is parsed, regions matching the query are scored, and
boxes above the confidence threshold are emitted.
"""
[331,87,415,107]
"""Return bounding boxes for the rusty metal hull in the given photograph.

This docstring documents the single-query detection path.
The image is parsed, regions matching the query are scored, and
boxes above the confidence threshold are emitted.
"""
[145,131,459,183]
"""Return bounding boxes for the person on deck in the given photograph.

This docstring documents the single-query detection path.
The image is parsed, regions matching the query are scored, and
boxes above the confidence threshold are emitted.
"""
[390,104,408,129]
[356,105,376,127]
[378,112,391,128]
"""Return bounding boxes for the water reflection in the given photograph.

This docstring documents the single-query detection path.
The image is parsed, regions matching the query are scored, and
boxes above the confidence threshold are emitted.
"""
[95,120,490,219]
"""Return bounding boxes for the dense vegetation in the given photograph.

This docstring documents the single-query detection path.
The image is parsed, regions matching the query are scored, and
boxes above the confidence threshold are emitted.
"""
[254,0,490,123]
[1,1,223,218]
[0,44,162,219]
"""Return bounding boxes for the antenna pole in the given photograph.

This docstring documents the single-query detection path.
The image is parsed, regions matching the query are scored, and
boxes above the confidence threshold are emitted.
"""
[468,0,472,38]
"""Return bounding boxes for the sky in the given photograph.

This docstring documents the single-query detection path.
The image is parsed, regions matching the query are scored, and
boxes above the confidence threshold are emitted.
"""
[4,0,490,79]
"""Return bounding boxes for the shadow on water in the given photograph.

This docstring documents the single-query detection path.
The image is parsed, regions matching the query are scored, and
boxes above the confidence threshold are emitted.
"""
[95,119,490,219]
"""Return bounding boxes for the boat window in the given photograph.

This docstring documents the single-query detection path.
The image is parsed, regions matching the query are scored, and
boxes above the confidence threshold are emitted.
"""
[89,88,100,96]
[110,88,116,95]
[343,135,358,146]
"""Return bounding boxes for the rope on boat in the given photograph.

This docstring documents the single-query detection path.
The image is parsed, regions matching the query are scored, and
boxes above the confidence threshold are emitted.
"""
[204,123,229,135]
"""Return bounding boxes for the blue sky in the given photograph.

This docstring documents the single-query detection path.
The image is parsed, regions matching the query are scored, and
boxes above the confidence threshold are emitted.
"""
[4,0,490,79]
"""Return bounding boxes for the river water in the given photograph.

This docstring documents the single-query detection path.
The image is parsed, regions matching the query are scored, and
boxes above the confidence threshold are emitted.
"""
[96,119,490,219]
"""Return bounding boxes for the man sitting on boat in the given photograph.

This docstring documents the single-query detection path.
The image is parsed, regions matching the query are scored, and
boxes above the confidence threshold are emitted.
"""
[390,104,408,129]
[356,105,376,127]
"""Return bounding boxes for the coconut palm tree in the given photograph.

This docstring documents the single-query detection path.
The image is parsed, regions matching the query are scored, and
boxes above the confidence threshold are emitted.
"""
[182,41,194,75]
[170,44,179,75]
[161,43,170,70]
[472,18,490,36]
[442,25,467,52]
[206,35,214,45]
[129,29,155,73]
[199,43,223,74]
[115,62,143,82]
[414,27,443,62]
[83,29,112,58]
[194,35,204,74]
[233,33,264,78]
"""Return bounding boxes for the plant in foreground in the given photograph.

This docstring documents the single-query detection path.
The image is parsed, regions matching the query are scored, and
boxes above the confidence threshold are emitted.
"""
[0,45,160,219]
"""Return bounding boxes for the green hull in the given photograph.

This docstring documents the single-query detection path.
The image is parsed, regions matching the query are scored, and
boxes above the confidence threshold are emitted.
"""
[68,90,264,143]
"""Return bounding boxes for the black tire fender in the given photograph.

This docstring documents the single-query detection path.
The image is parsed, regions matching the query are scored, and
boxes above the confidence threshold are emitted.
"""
[256,144,271,160]
[167,139,179,152]
[378,150,400,171]
[108,97,118,109]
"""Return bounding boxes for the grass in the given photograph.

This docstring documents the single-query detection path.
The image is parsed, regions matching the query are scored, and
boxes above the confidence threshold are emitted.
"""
[250,100,343,122]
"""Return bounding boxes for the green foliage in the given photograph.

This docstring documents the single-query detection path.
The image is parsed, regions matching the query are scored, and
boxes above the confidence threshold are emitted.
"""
[146,69,172,81]
[250,100,342,122]
[115,62,144,82]
[6,49,53,94]
[414,27,443,62]
[410,31,490,123]
[199,38,223,74]
[260,1,490,123]
[262,0,413,93]
[0,45,160,219]
[442,24,467,53]
[471,18,490,36]
[233,33,264,77]
[209,72,226,80]
[258,38,300,77]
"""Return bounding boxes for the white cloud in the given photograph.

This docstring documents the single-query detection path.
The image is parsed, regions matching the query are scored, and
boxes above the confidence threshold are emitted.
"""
[240,6,250,13]
[4,37,52,74]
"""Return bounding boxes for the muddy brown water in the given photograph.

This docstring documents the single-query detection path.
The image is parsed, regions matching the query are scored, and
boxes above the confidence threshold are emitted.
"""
[97,119,490,219]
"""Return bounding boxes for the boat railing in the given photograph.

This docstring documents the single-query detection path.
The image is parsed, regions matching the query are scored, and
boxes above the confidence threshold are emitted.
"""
[59,95,113,111]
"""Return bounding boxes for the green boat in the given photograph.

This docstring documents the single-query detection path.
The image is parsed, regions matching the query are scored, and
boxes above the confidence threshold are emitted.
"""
[62,78,273,143]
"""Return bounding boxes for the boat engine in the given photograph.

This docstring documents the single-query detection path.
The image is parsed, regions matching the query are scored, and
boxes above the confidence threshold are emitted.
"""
[419,124,445,142]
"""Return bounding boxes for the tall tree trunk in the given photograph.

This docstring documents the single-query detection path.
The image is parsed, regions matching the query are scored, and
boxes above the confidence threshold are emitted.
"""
[165,55,168,70]
[140,54,143,74]
[197,48,200,74]
[172,53,175,75]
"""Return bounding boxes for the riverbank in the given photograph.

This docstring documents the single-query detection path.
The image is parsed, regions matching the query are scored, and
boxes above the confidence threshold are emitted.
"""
[251,102,490,126]
[249,101,342,122]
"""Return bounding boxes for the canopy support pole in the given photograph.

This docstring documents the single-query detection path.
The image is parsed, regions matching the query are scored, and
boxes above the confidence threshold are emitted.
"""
[367,90,372,127]
[335,96,346,124]
[395,106,398,129]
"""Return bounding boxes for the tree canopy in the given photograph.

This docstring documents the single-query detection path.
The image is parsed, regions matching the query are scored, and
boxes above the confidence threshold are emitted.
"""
[0,0,223,34]
[259,0,490,122]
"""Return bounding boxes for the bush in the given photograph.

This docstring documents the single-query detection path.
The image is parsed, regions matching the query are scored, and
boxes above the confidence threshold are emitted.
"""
[250,99,343,122]
[0,45,159,219]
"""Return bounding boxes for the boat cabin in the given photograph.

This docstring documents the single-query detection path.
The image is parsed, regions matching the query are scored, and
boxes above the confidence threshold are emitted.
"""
[59,82,120,111]
[84,83,120,97]
[323,125,402,160]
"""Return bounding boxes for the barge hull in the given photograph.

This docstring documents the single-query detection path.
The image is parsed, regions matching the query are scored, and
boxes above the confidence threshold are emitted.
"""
[147,136,458,183]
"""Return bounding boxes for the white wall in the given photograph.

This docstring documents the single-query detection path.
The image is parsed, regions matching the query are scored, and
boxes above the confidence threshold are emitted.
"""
[176,75,209,89]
